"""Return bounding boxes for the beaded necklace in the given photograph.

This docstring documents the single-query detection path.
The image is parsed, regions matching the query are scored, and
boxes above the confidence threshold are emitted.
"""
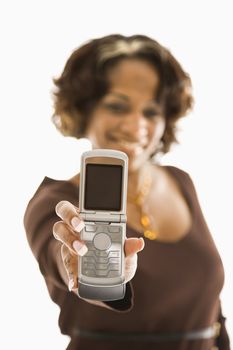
[127,169,158,240]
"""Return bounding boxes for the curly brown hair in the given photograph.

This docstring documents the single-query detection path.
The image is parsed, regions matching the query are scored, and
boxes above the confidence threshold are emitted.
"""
[52,34,193,154]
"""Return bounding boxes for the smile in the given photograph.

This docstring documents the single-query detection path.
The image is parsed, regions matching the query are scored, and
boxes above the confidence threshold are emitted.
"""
[118,141,142,147]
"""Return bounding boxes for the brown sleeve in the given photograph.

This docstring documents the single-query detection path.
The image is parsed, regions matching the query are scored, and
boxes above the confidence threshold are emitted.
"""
[23,177,134,311]
[23,179,68,290]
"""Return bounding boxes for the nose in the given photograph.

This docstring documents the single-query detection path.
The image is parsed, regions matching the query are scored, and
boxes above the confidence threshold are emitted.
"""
[120,113,148,140]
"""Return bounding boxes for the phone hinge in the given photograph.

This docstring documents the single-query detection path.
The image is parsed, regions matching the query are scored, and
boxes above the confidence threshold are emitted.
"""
[80,213,126,223]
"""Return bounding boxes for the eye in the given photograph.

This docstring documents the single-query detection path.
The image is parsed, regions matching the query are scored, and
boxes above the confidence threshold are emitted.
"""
[103,103,128,114]
[143,108,160,119]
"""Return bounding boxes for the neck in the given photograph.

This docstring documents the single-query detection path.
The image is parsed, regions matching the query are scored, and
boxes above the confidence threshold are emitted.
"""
[127,161,156,197]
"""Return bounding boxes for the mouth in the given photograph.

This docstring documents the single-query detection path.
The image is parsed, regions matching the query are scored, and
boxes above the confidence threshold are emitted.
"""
[118,140,142,147]
[109,139,147,157]
[108,134,147,145]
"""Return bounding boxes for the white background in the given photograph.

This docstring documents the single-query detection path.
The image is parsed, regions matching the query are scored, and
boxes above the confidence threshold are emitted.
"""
[0,1,232,349]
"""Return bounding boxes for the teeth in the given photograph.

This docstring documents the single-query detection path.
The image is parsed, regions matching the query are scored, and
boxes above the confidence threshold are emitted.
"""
[117,141,144,155]
[118,141,140,147]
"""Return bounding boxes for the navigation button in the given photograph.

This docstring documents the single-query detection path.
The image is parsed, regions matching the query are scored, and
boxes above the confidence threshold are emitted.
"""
[93,233,112,250]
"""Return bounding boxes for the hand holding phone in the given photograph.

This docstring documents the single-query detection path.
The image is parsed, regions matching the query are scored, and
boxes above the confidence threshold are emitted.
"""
[78,149,128,301]
[54,200,144,297]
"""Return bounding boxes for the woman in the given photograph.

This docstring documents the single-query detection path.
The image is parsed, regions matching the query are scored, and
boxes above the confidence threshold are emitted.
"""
[24,34,230,349]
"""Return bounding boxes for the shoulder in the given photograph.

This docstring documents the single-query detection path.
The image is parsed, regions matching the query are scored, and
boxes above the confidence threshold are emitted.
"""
[161,164,199,199]
[24,177,79,229]
[162,164,190,178]
[162,165,194,183]
[29,176,78,207]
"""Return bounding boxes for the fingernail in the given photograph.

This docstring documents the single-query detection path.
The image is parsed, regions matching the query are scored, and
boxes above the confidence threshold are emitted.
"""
[68,279,74,291]
[71,217,85,232]
[73,240,88,256]
[55,201,69,217]
[139,237,145,250]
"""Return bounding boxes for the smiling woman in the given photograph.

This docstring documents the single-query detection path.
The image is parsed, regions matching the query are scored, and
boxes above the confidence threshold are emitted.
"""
[23,34,230,350]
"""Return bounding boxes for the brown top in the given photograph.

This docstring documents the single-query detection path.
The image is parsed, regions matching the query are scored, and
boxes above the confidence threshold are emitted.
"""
[24,166,230,350]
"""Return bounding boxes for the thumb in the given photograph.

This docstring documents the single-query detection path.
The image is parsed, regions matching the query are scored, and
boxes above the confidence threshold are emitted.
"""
[124,237,145,257]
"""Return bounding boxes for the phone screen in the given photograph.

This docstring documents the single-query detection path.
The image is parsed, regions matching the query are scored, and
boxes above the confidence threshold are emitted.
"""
[84,164,123,211]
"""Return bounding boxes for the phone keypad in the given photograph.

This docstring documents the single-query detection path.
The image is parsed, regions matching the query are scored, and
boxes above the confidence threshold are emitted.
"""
[81,225,122,278]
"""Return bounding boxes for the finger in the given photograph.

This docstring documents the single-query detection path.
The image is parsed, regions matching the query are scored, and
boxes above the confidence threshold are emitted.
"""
[124,254,138,283]
[55,200,85,233]
[61,244,78,291]
[124,237,145,258]
[53,221,88,256]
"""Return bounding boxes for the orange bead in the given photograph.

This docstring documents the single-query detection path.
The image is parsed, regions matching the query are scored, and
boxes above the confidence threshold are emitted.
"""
[144,230,157,240]
[141,215,150,227]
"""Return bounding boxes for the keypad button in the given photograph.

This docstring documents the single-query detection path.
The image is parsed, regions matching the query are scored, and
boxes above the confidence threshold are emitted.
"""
[85,250,95,257]
[109,251,120,258]
[99,251,108,257]
[84,263,95,269]
[108,270,121,277]
[109,264,120,271]
[108,226,120,233]
[95,250,108,257]
[96,263,108,269]
[95,250,101,257]
[82,232,95,241]
[108,258,119,264]
[82,269,96,277]
[85,225,97,232]
[109,233,122,243]
[96,270,108,277]
[86,242,95,250]
[83,256,96,264]
[97,257,108,263]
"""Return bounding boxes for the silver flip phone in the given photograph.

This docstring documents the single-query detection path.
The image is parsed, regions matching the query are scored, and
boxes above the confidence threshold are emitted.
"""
[77,149,128,301]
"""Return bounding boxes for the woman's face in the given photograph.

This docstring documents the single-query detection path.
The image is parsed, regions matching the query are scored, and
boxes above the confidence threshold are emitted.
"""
[85,58,166,172]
